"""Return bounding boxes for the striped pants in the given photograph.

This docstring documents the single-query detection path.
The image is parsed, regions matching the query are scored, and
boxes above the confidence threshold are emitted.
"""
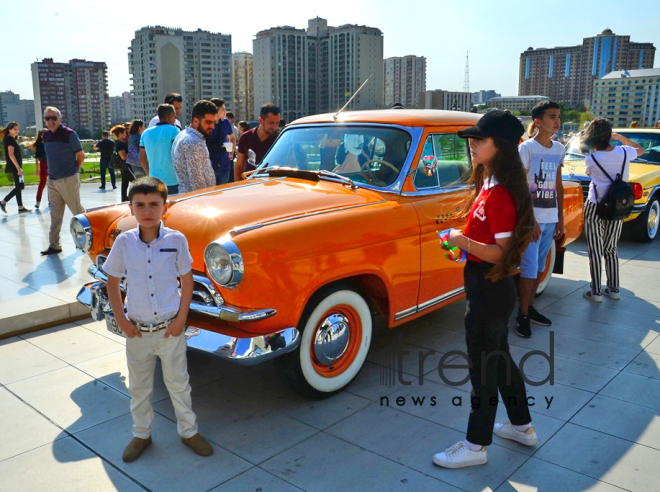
[584,200,623,295]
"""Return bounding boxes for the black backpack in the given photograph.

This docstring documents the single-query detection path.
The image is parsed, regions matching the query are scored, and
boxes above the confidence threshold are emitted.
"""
[590,151,634,221]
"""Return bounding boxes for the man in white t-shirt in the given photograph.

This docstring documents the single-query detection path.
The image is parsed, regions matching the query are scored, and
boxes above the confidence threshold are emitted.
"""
[516,101,565,338]
[148,93,183,130]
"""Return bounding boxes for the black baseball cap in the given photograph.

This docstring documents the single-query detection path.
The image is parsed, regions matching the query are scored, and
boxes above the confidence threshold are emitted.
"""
[457,110,524,144]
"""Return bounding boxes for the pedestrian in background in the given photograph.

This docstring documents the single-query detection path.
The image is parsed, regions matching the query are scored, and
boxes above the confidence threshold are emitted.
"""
[226,111,240,144]
[41,106,85,255]
[140,104,180,195]
[237,121,250,135]
[516,101,565,338]
[580,118,644,302]
[1,122,31,214]
[235,104,281,181]
[149,93,183,130]
[433,110,537,469]
[111,124,132,202]
[172,100,217,193]
[93,131,116,190]
[126,120,145,178]
[33,129,48,209]
[206,98,235,185]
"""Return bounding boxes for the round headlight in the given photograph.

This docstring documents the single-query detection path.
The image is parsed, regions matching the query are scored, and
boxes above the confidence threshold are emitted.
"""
[70,215,92,252]
[204,238,244,287]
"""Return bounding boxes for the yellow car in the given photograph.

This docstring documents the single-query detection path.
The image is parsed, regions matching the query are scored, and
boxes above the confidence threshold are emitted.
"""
[563,128,660,242]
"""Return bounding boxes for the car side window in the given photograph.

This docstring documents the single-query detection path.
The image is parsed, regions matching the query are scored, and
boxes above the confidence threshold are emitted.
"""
[413,133,471,189]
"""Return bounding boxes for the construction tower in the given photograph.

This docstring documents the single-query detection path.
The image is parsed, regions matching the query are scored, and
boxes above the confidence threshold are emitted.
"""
[463,52,470,93]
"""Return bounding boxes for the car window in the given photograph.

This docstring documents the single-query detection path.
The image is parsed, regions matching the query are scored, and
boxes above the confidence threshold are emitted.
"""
[258,125,412,188]
[565,131,660,165]
[414,133,471,189]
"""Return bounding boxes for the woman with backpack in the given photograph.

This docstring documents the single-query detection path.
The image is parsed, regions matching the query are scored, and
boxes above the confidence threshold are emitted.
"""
[581,118,644,302]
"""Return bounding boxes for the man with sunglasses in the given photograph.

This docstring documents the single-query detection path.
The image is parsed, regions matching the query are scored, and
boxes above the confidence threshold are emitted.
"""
[41,107,86,256]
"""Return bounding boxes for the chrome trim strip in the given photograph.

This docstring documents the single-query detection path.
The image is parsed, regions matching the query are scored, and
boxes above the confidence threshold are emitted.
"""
[229,200,388,237]
[400,185,472,197]
[632,204,647,213]
[394,286,466,321]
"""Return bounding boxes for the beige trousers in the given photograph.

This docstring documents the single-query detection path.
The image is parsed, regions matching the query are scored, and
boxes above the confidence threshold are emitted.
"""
[125,330,198,439]
[47,174,85,249]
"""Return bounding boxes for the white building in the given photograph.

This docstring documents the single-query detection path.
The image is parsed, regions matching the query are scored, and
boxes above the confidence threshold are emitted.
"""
[419,90,473,112]
[486,95,550,113]
[129,26,234,125]
[110,91,131,125]
[0,91,35,130]
[592,68,660,127]
[232,52,253,122]
[253,17,383,121]
[384,55,426,109]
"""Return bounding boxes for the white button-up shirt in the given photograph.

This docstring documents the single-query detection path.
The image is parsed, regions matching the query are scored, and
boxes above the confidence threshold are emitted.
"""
[103,222,193,324]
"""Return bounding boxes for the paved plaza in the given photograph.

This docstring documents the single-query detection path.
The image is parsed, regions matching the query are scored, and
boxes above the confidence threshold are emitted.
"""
[1,182,659,491]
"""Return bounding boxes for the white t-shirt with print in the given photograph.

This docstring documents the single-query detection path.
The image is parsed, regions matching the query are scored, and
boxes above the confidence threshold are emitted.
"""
[585,145,635,204]
[519,139,566,224]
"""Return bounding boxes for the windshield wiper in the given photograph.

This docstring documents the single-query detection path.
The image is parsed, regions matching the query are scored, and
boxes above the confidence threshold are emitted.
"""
[317,170,357,189]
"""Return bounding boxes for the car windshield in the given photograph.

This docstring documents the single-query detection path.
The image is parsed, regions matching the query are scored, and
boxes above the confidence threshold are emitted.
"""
[254,125,413,187]
[565,131,660,165]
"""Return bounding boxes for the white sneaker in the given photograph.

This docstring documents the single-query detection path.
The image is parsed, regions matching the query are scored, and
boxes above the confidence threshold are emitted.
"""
[493,421,538,446]
[432,441,487,469]
[604,288,620,300]
[583,290,603,303]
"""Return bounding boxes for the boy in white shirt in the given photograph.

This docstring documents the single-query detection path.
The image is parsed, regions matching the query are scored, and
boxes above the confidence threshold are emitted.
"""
[517,101,565,338]
[103,176,213,462]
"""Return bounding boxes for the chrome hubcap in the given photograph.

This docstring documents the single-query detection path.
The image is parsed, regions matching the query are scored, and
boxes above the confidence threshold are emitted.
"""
[313,313,351,366]
[648,202,659,238]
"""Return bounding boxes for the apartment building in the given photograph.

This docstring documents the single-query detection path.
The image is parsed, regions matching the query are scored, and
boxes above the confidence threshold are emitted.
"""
[384,55,426,109]
[232,52,253,122]
[592,68,660,127]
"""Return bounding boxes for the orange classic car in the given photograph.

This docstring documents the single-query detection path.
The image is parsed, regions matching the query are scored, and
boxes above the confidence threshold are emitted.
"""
[72,110,583,398]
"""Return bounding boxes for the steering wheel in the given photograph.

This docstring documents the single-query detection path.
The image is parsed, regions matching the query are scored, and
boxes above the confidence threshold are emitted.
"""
[359,159,400,185]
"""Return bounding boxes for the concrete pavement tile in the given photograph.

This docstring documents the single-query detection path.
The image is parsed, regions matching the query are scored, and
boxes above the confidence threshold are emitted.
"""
[600,372,660,411]
[522,377,595,421]
[533,312,659,352]
[153,381,318,464]
[6,365,129,433]
[21,322,124,365]
[210,467,304,492]
[624,350,660,379]
[208,363,372,431]
[495,457,624,491]
[507,325,641,371]
[570,394,660,451]
[367,336,456,378]
[400,325,467,354]
[75,413,251,492]
[539,275,589,300]
[327,404,526,491]
[0,387,65,462]
[262,432,457,491]
[0,295,70,335]
[6,269,89,295]
[492,405,566,457]
[75,317,126,344]
[536,423,660,491]
[345,362,406,402]
[645,335,660,355]
[508,345,619,393]
[0,277,40,303]
[0,336,67,384]
[0,437,143,492]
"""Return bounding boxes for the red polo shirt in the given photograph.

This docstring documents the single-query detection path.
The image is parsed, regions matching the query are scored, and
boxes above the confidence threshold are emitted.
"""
[464,178,516,263]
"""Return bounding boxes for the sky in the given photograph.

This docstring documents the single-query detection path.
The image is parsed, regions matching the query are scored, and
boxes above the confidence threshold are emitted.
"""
[2,0,659,102]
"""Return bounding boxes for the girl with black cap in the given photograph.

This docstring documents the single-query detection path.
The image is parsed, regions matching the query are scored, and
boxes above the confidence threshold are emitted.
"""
[432,110,537,469]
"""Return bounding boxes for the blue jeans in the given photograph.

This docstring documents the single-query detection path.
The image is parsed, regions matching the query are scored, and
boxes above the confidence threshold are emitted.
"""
[213,166,231,185]
[99,160,116,188]
[167,185,179,195]
[520,222,556,279]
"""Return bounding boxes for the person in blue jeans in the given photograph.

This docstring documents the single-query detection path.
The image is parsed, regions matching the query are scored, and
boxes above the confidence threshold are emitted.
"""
[517,101,565,338]
[207,98,235,185]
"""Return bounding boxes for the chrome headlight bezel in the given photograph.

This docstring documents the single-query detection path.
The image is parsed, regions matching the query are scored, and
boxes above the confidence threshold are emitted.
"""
[204,237,244,288]
[70,214,92,252]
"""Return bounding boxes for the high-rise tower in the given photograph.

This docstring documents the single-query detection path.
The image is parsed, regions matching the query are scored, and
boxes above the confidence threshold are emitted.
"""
[463,52,470,93]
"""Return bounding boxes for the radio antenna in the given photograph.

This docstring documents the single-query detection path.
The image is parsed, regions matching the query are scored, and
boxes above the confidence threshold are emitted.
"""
[333,73,373,120]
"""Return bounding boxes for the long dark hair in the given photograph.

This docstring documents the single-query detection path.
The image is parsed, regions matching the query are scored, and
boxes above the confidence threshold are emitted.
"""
[460,138,534,281]
[31,129,45,152]
[0,121,19,140]
[129,119,144,135]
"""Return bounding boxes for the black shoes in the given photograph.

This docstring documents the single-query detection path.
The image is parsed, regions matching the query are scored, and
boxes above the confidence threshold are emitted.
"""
[516,315,532,338]
[528,306,552,326]
[0,201,6,213]
[40,247,63,256]
[18,207,31,213]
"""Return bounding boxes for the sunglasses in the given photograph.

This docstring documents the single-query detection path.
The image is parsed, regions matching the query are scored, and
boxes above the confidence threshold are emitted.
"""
[44,116,58,121]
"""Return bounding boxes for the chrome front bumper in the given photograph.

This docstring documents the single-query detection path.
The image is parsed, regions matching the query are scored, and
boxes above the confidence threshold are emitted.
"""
[76,265,299,365]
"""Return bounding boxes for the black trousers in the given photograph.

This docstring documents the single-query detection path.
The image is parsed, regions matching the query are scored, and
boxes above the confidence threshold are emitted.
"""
[99,159,116,188]
[3,172,23,207]
[120,167,135,202]
[464,261,532,446]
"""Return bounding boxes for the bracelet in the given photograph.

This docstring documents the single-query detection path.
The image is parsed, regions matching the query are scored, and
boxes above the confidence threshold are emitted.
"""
[467,237,471,255]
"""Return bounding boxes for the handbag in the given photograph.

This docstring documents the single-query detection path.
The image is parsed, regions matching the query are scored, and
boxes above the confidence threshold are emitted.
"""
[110,151,126,172]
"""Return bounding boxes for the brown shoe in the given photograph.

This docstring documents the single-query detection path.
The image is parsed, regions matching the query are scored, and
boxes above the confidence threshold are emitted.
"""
[122,437,152,462]
[181,433,213,456]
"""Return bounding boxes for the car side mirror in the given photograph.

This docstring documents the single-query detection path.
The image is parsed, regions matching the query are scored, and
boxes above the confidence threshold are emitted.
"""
[248,149,257,167]
[422,155,437,176]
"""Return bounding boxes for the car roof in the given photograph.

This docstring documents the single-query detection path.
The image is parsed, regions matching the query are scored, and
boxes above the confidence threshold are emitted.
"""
[614,128,660,133]
[291,109,482,127]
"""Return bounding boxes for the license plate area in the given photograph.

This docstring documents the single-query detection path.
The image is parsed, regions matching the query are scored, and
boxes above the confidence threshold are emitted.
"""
[105,315,126,338]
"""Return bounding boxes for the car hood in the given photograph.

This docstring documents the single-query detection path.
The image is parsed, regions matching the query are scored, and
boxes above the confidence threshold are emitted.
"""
[563,158,656,180]
[110,177,388,259]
